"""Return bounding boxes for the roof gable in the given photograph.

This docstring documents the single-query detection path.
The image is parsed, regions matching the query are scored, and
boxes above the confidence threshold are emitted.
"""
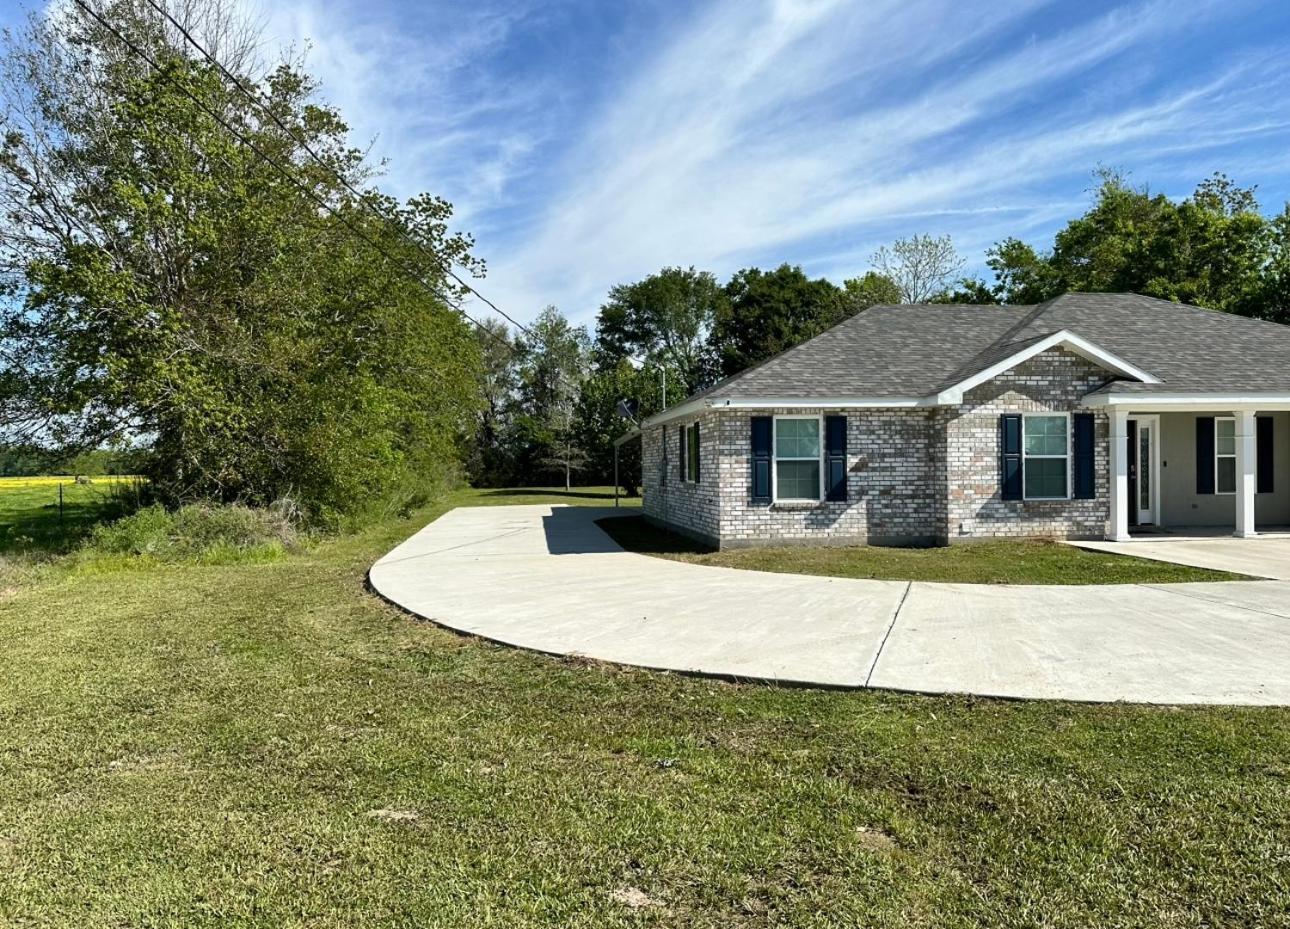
[644,293,1290,426]
[933,329,1159,404]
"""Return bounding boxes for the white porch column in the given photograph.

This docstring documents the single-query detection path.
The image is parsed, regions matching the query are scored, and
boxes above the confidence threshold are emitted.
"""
[1107,409,1131,541]
[1235,410,1257,538]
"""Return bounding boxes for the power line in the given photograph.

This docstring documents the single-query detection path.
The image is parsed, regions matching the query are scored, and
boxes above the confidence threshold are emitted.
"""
[138,0,536,339]
[72,0,503,345]
[77,0,603,412]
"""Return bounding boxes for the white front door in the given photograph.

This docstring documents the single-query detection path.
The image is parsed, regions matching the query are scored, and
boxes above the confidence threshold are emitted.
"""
[1133,416,1159,526]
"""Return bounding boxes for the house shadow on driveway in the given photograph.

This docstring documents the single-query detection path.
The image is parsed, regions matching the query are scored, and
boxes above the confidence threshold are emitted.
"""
[540,506,627,555]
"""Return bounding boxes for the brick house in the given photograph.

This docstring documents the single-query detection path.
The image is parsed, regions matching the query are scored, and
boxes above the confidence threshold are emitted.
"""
[640,293,1290,548]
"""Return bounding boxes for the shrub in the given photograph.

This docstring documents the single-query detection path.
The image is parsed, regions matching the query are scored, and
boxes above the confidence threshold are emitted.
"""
[85,503,300,563]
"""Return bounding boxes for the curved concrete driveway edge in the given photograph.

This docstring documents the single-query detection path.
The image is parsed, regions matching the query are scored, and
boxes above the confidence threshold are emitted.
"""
[370,505,1290,706]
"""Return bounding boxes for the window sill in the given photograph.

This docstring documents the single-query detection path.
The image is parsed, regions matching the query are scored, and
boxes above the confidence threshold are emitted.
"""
[771,499,825,510]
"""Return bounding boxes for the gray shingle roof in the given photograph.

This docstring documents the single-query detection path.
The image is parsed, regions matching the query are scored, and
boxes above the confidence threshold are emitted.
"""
[688,293,1290,404]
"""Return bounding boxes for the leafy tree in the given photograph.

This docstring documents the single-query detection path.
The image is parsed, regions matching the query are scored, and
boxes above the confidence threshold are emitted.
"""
[870,234,965,303]
[465,319,518,486]
[540,435,589,492]
[985,171,1277,315]
[570,358,672,494]
[835,271,902,319]
[985,238,1061,304]
[709,264,841,377]
[513,306,590,484]
[0,2,482,519]
[594,266,723,393]
[1257,205,1290,324]
[931,278,999,304]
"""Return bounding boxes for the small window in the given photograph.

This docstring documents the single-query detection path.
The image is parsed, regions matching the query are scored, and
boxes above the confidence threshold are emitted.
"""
[685,423,699,483]
[774,416,821,501]
[1023,414,1069,500]
[1216,417,1236,495]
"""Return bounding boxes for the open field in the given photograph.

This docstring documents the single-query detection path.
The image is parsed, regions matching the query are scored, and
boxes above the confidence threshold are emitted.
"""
[0,475,142,555]
[596,514,1247,585]
[0,485,1286,927]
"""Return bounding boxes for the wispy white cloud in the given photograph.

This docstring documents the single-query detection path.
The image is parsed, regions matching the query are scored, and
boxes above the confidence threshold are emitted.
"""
[240,0,555,228]
[226,0,1290,325]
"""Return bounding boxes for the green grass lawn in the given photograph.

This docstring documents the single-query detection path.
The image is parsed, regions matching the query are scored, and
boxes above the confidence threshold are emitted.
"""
[0,486,1286,926]
[596,515,1246,585]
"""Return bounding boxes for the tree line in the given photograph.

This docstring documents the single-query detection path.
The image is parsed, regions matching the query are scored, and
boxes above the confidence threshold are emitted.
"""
[470,170,1290,492]
[5,5,1290,510]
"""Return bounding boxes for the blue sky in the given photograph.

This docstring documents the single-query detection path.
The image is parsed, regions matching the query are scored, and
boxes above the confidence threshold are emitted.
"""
[10,0,1290,327]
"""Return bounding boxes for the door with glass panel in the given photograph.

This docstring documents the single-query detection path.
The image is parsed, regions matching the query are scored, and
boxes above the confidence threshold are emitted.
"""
[1130,416,1158,526]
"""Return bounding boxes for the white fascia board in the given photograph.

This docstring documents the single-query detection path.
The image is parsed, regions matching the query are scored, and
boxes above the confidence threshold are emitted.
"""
[641,395,933,428]
[1082,392,1290,412]
[935,330,1160,405]
[710,396,934,409]
[641,398,710,428]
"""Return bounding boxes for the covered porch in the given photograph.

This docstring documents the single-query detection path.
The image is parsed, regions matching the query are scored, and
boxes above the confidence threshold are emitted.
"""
[1092,399,1290,542]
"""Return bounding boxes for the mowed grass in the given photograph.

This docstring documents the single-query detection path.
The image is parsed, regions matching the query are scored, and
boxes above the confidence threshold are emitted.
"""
[0,486,1287,927]
[0,475,142,555]
[596,515,1246,584]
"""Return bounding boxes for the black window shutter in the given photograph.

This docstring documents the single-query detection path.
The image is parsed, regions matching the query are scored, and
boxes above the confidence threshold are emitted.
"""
[1196,417,1215,495]
[1000,414,1023,501]
[751,416,772,504]
[824,415,847,502]
[1072,413,1096,500]
[694,422,701,485]
[678,425,686,482]
[1257,416,1274,494]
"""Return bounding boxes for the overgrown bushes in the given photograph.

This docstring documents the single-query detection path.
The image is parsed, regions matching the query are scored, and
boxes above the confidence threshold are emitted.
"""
[85,503,301,564]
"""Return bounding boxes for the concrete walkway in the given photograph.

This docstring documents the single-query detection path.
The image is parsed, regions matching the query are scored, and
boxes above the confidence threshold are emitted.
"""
[1072,535,1290,580]
[369,505,1290,706]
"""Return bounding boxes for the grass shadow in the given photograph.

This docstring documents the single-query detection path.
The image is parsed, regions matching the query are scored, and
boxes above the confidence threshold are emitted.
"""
[596,515,714,556]
[478,487,632,502]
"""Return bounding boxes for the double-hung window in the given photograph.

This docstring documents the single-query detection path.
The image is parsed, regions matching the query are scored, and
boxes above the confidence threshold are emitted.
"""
[773,416,821,501]
[683,423,700,483]
[1022,414,1069,500]
[1215,416,1236,494]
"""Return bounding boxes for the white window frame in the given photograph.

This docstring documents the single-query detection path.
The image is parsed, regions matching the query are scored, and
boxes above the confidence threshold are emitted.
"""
[1022,412,1072,501]
[771,414,824,503]
[1215,416,1237,495]
[682,422,699,483]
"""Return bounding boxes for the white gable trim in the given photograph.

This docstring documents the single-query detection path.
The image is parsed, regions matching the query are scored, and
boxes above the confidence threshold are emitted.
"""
[933,330,1159,405]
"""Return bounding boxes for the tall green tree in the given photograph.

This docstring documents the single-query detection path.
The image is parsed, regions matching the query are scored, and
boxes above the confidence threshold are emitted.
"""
[465,319,518,486]
[513,306,590,486]
[594,266,723,393]
[835,271,902,319]
[708,264,841,378]
[571,358,672,494]
[985,171,1279,315]
[0,1,482,518]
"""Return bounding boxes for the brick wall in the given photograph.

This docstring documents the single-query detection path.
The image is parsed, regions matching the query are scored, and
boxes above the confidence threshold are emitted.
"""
[641,413,722,546]
[715,408,942,547]
[943,347,1111,540]
[642,347,1114,547]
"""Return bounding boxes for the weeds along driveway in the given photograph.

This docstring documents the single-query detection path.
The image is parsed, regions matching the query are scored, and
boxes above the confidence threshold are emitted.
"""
[369,505,1290,706]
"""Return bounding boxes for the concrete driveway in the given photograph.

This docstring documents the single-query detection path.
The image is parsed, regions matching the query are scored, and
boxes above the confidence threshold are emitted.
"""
[369,505,1290,706]
[1071,534,1290,580]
